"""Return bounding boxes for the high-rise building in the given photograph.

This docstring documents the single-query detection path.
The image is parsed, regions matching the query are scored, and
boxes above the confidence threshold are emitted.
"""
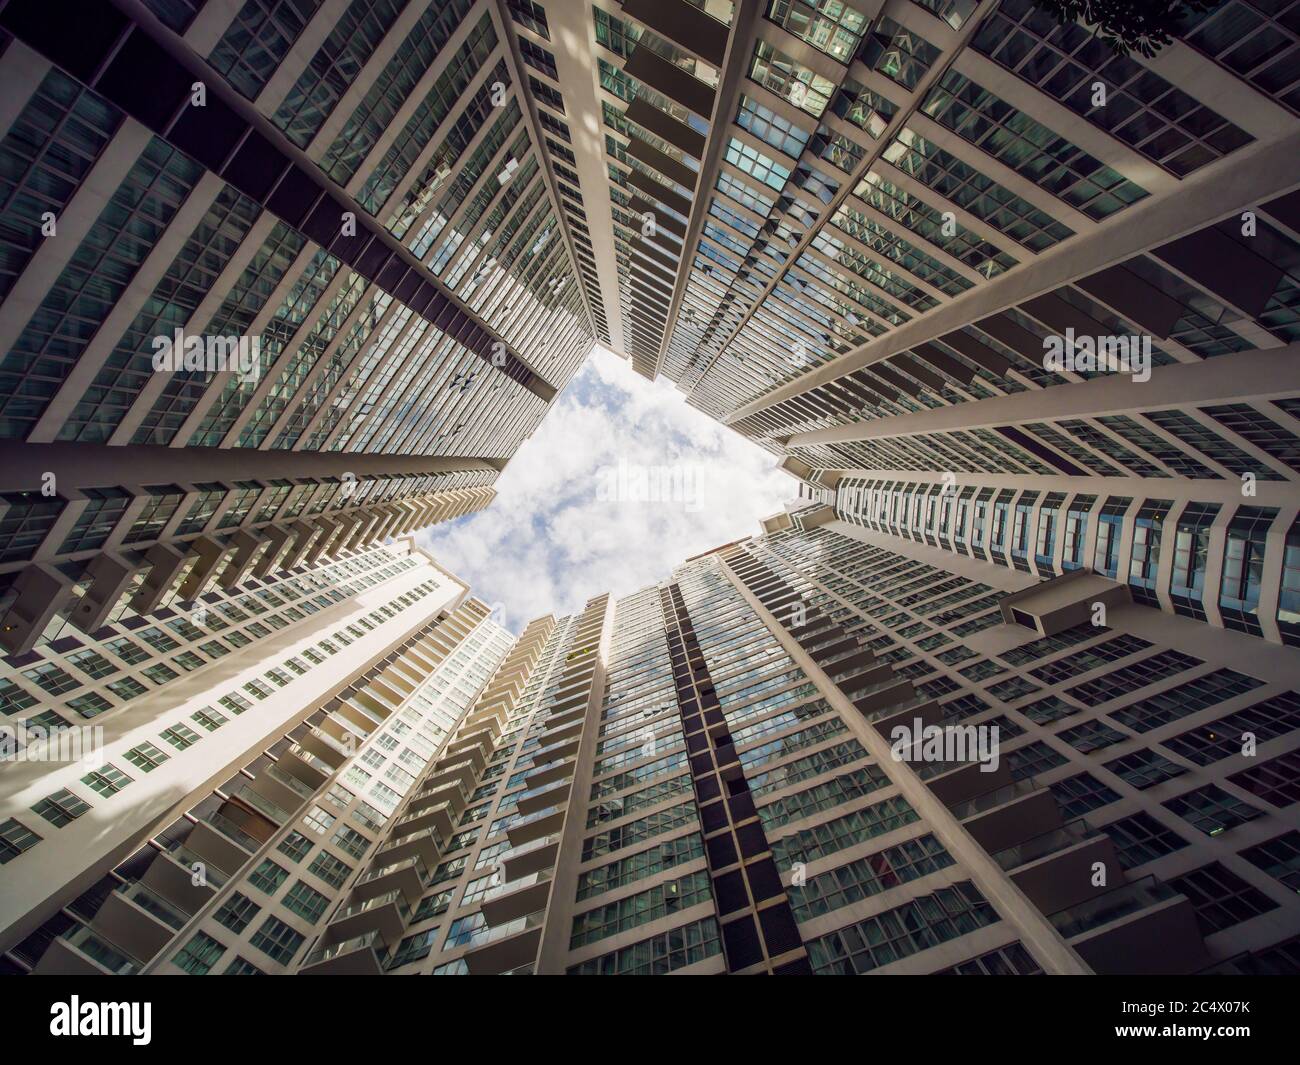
[6,505,1280,977]
[1,0,1299,982]
[503,0,1300,650]
[0,0,598,651]
[295,509,1290,976]
[0,537,516,974]
[511,0,1298,408]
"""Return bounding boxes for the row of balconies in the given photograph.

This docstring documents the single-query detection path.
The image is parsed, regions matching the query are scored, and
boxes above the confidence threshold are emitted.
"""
[449,610,608,970]
[733,555,1214,975]
[302,686,506,972]
[301,690,511,972]
[0,489,472,654]
[32,801,277,974]
[935,758,1210,974]
[303,611,602,973]
[22,701,345,975]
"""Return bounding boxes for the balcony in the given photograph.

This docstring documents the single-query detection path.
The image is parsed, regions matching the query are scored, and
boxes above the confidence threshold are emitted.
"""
[355,684,397,718]
[180,821,253,881]
[463,911,545,975]
[447,728,496,761]
[299,931,389,975]
[545,701,586,729]
[832,664,892,697]
[825,650,878,682]
[991,820,1121,914]
[262,762,317,803]
[375,826,440,867]
[351,855,427,904]
[89,882,188,964]
[548,684,589,710]
[540,718,583,747]
[298,728,351,769]
[481,870,553,927]
[866,695,939,735]
[111,881,188,932]
[809,636,859,664]
[524,756,576,789]
[279,744,334,785]
[338,698,385,735]
[466,701,508,730]
[394,801,456,840]
[529,732,580,764]
[514,777,572,817]
[506,804,567,848]
[1049,876,1208,975]
[35,926,139,975]
[421,757,480,793]
[137,852,218,918]
[410,777,470,814]
[327,891,410,944]
[854,679,921,721]
[963,784,1061,850]
[501,833,562,881]
[790,619,837,644]
[160,842,231,889]
[228,784,292,826]
[927,756,1013,806]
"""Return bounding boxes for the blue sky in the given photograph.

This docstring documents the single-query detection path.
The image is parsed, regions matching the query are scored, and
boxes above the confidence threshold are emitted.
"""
[417,346,798,632]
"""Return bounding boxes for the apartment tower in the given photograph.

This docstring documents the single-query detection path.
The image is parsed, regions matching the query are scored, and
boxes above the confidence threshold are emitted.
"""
[284,509,1297,975]
[7,504,1299,974]
[1,0,1299,979]
[0,540,516,974]
[0,0,598,652]
[497,0,1300,650]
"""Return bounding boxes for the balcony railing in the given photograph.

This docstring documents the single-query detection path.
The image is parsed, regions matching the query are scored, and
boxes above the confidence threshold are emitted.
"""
[512,777,571,809]
[60,926,139,974]
[1049,876,1179,940]
[309,729,354,757]
[502,833,561,863]
[230,785,291,824]
[525,756,575,783]
[529,735,580,763]
[284,744,334,777]
[815,635,867,658]
[162,842,230,886]
[827,660,878,684]
[992,820,1097,871]
[301,930,388,969]
[114,881,188,930]
[330,890,411,925]
[376,826,440,864]
[946,780,1037,821]
[508,803,565,831]
[480,868,553,907]
[201,811,261,852]
[355,855,428,887]
[858,693,926,723]
[264,763,316,800]
[458,909,545,951]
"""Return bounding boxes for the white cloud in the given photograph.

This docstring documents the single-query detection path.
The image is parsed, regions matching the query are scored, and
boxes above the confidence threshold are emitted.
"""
[416,346,797,631]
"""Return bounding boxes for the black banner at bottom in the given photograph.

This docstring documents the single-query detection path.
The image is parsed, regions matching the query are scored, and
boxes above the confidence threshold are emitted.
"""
[2,973,1292,1052]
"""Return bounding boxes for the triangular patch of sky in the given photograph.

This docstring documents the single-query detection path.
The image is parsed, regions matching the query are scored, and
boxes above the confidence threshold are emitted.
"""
[418,345,797,632]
